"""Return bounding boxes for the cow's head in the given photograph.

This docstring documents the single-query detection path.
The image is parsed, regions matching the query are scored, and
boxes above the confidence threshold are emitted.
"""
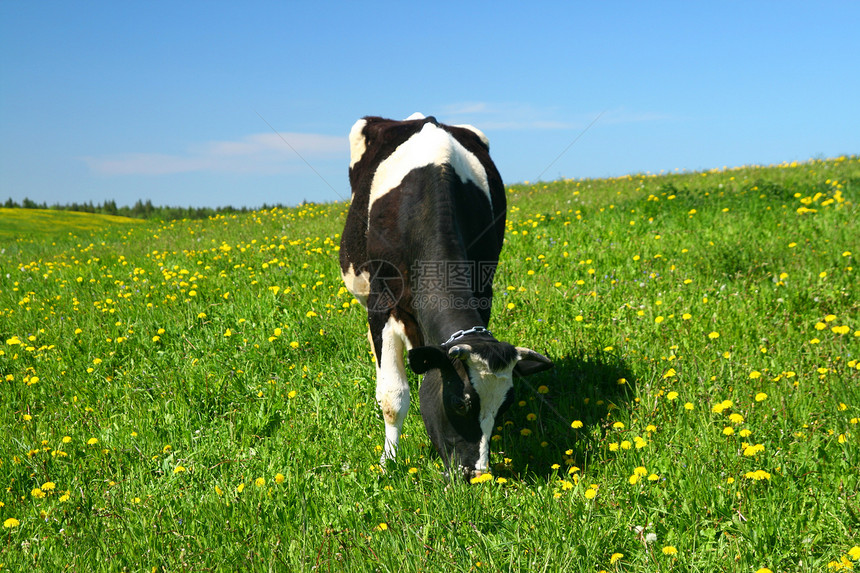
[408,336,553,481]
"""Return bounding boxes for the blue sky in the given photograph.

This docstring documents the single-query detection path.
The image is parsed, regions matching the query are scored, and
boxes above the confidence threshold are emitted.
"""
[2,1,858,209]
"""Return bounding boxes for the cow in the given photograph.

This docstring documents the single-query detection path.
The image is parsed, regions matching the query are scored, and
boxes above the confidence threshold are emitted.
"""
[340,113,553,481]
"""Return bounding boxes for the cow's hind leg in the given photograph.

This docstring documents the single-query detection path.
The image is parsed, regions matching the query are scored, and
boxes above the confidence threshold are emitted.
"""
[371,315,411,464]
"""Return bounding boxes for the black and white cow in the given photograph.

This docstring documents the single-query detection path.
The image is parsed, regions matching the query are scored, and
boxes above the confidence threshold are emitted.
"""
[340,113,553,481]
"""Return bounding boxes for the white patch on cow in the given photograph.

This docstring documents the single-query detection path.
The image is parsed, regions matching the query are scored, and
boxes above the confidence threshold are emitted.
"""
[405,112,425,120]
[375,316,414,462]
[340,263,370,308]
[367,122,491,218]
[349,119,368,169]
[461,351,516,472]
[454,124,490,150]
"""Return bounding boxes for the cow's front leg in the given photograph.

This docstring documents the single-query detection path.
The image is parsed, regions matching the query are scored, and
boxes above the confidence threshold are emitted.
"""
[372,315,411,464]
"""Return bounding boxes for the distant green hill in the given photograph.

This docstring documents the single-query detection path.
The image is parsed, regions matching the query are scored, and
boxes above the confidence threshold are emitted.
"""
[0,208,144,241]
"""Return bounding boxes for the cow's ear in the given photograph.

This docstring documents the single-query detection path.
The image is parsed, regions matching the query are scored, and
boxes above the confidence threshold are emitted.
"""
[513,348,554,376]
[408,346,449,374]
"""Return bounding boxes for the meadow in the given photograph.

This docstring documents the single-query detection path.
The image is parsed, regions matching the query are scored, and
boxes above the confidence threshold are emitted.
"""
[1,156,858,572]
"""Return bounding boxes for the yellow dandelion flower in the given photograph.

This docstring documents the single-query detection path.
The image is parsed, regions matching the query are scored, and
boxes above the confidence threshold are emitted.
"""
[375,522,388,531]
[255,477,266,487]
[755,392,768,402]
[749,371,761,379]
[173,465,186,474]
[610,552,623,564]
[723,427,735,436]
[666,391,679,400]
[612,422,625,430]
[537,385,549,394]
[743,444,765,456]
[215,485,224,496]
[571,420,583,429]
[275,473,285,484]
[662,546,678,555]
[87,437,99,445]
[520,428,532,436]
[470,473,493,484]
[3,518,20,528]
[236,483,245,493]
[708,331,719,339]
[729,413,744,424]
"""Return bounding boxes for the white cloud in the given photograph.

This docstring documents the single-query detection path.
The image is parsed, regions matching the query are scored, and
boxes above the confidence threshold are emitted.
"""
[82,132,347,176]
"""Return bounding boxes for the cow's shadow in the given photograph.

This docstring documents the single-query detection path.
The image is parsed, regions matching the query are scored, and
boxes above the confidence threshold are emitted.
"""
[499,348,638,481]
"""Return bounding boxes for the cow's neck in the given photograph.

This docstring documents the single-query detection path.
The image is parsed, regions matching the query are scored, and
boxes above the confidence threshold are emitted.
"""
[417,304,488,347]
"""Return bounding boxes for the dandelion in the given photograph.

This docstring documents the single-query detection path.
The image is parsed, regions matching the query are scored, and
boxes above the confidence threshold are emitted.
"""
[571,420,583,429]
[537,385,549,394]
[663,368,677,379]
[755,568,773,573]
[87,437,99,445]
[729,413,745,424]
[3,518,20,528]
[666,391,679,401]
[215,485,224,496]
[684,402,694,411]
[255,477,266,487]
[755,392,768,402]
[470,473,493,484]
[749,371,761,379]
[174,465,186,474]
[708,331,719,339]
[520,428,532,436]
[743,444,765,456]
[584,487,598,500]
[744,470,771,481]
[612,422,625,430]
[662,546,678,556]
[236,483,245,493]
[31,488,46,499]
[723,427,735,436]
[41,481,55,491]
[275,473,285,484]
[610,552,624,564]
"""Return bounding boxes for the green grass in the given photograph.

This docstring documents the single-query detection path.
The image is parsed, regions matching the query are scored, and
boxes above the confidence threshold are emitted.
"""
[1,156,858,571]
[0,208,144,242]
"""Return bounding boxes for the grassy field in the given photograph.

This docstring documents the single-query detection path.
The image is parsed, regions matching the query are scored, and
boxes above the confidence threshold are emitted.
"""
[1,156,858,572]
[0,208,144,243]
